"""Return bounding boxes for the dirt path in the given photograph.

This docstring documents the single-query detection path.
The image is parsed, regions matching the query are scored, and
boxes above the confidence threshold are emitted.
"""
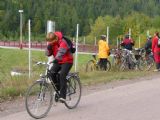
[0,72,159,118]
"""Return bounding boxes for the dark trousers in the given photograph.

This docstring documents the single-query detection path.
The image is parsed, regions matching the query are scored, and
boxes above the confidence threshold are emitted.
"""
[99,58,108,70]
[156,63,160,69]
[51,63,73,99]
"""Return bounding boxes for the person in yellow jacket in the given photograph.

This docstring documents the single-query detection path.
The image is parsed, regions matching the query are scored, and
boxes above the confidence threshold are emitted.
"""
[98,35,110,70]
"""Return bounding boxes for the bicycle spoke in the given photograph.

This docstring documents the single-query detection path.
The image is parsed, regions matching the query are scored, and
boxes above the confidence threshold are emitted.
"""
[25,82,53,119]
[65,76,81,109]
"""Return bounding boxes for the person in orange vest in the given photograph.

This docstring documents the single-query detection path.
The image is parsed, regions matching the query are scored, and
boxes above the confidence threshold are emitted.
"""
[98,35,110,70]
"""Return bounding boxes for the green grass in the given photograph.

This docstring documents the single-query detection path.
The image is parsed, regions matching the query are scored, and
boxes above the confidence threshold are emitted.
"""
[80,70,154,85]
[0,48,156,101]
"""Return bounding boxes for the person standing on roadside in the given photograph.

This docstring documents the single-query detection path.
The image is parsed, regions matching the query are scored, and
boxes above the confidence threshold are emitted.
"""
[152,32,160,71]
[120,34,135,69]
[145,35,152,56]
[120,34,134,51]
[98,35,110,70]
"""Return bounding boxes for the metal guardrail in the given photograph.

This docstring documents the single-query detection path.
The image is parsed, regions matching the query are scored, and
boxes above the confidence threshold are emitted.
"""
[0,41,98,53]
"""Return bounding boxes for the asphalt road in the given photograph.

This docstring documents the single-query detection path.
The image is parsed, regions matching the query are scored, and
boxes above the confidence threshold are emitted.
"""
[1,76,160,120]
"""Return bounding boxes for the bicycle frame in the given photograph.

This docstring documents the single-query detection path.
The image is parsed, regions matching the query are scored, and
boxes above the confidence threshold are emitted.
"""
[36,62,80,99]
[121,49,138,69]
[35,62,61,99]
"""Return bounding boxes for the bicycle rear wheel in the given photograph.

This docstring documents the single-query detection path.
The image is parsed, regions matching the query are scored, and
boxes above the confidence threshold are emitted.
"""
[105,60,111,71]
[119,57,128,71]
[146,57,155,71]
[25,81,53,119]
[86,60,96,72]
[65,76,81,109]
[137,56,154,71]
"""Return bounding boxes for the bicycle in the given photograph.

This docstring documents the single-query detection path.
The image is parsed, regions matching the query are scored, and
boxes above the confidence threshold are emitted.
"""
[25,62,81,119]
[119,48,146,71]
[112,48,123,67]
[141,51,155,71]
[85,54,111,72]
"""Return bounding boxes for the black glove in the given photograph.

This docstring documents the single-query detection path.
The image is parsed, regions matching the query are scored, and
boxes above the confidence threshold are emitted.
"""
[53,59,58,64]
[47,44,52,50]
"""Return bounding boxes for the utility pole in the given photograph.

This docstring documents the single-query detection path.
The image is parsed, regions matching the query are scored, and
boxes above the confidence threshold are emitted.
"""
[18,10,23,49]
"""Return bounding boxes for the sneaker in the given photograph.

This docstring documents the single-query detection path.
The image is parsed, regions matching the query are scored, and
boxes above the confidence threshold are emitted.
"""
[59,98,66,103]
[53,91,60,96]
[53,92,56,96]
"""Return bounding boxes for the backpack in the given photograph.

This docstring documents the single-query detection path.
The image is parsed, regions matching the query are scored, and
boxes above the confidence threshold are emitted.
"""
[63,36,76,53]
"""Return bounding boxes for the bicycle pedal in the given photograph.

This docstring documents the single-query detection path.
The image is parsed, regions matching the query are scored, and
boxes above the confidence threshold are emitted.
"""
[54,94,59,102]
[58,98,66,103]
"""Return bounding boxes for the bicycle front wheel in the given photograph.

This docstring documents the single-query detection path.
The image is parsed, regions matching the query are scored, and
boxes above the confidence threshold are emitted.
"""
[146,57,155,71]
[105,60,111,71]
[25,81,53,119]
[86,60,96,72]
[65,76,81,109]
[119,57,128,71]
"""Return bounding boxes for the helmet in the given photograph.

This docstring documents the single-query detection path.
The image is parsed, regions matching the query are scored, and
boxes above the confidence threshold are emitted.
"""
[148,35,152,39]
[101,35,106,40]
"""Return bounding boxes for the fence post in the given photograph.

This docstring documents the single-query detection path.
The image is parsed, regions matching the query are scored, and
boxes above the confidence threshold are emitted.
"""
[75,24,79,72]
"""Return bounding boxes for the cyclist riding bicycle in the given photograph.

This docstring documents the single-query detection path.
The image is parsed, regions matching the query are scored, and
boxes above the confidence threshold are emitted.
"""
[98,35,110,70]
[46,31,73,103]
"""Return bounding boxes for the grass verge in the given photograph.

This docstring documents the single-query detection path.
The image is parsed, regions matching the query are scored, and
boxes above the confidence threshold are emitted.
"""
[0,48,156,102]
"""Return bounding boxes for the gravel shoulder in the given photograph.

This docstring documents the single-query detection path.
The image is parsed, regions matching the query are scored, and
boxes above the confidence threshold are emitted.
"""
[0,72,159,118]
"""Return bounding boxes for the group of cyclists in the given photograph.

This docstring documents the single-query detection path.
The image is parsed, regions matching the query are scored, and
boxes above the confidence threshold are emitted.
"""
[98,32,160,71]
[97,34,135,70]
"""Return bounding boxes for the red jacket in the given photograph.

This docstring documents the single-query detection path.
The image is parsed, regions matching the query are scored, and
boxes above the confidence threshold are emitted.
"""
[47,42,58,57]
[47,32,73,64]
[152,35,160,63]
[121,38,134,50]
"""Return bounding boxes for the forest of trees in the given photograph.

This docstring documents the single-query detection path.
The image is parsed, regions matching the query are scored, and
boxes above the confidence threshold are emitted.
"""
[0,0,160,46]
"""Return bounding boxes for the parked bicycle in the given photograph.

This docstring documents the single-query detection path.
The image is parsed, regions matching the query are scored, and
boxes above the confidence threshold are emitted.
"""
[85,54,111,72]
[142,51,155,71]
[111,48,123,67]
[133,48,155,71]
[119,48,146,71]
[25,62,81,119]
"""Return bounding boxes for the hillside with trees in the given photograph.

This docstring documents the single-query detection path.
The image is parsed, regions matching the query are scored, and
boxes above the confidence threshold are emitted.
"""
[0,0,160,46]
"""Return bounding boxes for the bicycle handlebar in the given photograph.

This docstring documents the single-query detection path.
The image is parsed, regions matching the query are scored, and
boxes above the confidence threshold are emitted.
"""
[35,61,51,66]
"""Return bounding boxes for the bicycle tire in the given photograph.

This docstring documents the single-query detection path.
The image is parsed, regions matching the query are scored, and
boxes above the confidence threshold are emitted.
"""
[119,57,128,71]
[136,58,145,71]
[65,76,81,109]
[25,81,53,119]
[85,60,96,72]
[105,60,111,71]
[137,57,154,71]
[145,57,155,71]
